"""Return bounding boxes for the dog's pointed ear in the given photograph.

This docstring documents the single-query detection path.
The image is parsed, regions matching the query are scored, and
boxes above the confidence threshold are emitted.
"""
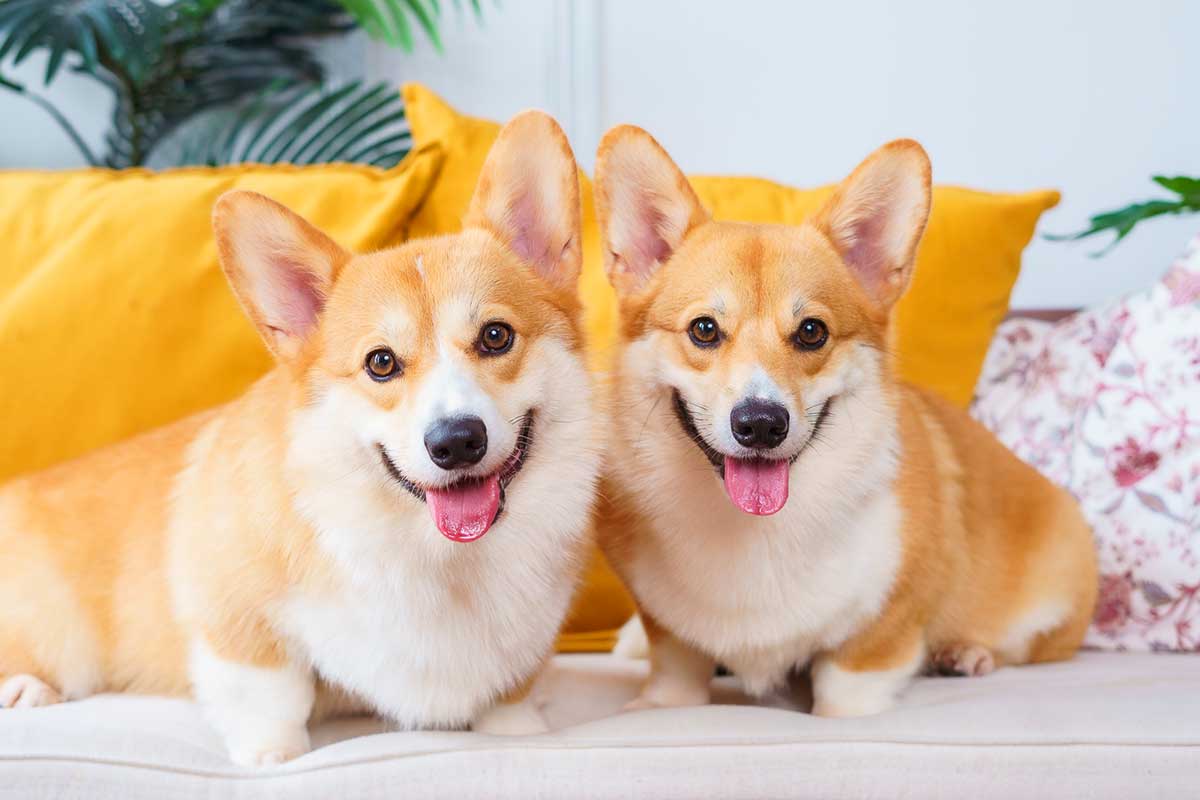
[812,139,932,309]
[213,191,349,360]
[594,125,709,295]
[463,110,582,292]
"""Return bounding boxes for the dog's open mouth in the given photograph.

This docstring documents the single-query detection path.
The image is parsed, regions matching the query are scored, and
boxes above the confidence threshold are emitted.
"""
[671,390,832,517]
[377,412,534,542]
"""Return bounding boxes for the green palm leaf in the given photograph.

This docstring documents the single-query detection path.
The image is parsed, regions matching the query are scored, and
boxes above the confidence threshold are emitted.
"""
[0,0,166,83]
[172,80,410,168]
[338,0,448,51]
[1048,175,1200,255]
[0,0,482,167]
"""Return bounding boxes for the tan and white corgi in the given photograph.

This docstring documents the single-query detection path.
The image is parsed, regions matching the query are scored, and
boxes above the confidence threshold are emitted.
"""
[593,127,1097,717]
[0,111,600,764]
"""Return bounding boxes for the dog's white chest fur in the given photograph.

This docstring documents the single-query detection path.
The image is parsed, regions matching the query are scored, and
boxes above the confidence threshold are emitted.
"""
[277,496,585,728]
[271,344,598,728]
[621,395,904,695]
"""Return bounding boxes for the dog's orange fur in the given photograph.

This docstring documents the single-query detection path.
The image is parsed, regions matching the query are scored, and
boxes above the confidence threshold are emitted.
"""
[0,111,600,759]
[0,417,205,695]
[594,126,1097,714]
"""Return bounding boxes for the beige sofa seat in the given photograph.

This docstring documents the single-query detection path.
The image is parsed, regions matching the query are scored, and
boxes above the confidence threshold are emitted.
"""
[0,651,1195,798]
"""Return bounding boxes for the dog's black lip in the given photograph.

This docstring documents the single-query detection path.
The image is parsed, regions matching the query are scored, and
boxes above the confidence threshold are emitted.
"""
[669,389,834,477]
[671,390,725,474]
[377,446,426,501]
[376,412,535,519]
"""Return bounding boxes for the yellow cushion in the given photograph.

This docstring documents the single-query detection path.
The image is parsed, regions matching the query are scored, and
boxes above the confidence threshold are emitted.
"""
[0,146,443,483]
[403,82,1059,650]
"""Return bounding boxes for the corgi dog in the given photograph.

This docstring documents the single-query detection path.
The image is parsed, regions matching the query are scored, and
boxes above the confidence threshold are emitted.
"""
[593,127,1097,717]
[0,111,600,764]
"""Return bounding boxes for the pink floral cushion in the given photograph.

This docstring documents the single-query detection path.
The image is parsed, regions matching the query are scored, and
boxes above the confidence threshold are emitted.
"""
[972,235,1200,652]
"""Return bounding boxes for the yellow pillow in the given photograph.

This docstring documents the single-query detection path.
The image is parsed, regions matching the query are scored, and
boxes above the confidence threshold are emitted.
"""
[0,146,443,483]
[404,82,1059,650]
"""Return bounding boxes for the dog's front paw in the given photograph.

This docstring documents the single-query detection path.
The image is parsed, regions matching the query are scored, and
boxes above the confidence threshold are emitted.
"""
[623,682,709,712]
[810,650,921,718]
[472,700,549,736]
[622,695,663,712]
[227,724,311,768]
[0,674,62,709]
[811,696,895,718]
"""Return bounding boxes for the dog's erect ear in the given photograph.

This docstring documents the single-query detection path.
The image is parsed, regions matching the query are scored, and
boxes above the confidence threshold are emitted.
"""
[463,110,582,292]
[812,139,932,309]
[213,191,349,360]
[594,125,709,295]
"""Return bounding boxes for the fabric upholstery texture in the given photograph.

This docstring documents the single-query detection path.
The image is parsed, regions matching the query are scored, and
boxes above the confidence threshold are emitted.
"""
[0,652,1194,799]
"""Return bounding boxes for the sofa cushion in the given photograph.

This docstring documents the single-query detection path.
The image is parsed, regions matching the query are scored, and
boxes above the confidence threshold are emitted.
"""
[0,652,1194,799]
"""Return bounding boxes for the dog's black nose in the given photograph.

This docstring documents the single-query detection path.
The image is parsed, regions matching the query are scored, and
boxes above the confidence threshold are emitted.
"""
[424,416,488,469]
[730,399,789,449]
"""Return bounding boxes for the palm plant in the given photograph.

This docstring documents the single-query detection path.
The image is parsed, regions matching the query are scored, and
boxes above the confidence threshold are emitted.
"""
[0,0,480,169]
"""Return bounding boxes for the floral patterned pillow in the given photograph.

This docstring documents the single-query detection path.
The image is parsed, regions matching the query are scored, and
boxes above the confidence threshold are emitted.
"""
[972,235,1200,652]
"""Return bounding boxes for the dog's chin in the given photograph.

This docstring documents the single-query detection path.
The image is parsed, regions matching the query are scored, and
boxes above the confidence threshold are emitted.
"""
[376,412,535,542]
[669,390,833,516]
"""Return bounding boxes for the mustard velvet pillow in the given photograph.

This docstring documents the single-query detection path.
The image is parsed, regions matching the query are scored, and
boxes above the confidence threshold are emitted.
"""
[0,147,443,483]
[403,82,1060,651]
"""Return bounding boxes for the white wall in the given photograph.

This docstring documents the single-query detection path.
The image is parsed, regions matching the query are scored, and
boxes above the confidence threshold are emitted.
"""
[0,54,113,169]
[4,1,1198,308]
[372,0,1200,309]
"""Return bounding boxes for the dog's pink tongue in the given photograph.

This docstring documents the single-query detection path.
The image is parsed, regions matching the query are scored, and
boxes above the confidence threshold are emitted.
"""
[723,458,790,516]
[425,476,500,542]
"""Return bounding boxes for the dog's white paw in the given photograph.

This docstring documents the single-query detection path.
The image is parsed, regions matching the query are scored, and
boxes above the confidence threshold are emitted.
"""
[0,675,62,709]
[622,695,662,712]
[810,653,919,718]
[472,701,549,736]
[811,696,895,718]
[623,682,709,712]
[226,724,311,768]
[612,615,650,660]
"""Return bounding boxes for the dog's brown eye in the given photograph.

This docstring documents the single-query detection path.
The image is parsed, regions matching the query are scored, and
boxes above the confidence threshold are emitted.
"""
[688,316,720,348]
[794,318,828,350]
[478,322,514,355]
[365,348,401,381]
